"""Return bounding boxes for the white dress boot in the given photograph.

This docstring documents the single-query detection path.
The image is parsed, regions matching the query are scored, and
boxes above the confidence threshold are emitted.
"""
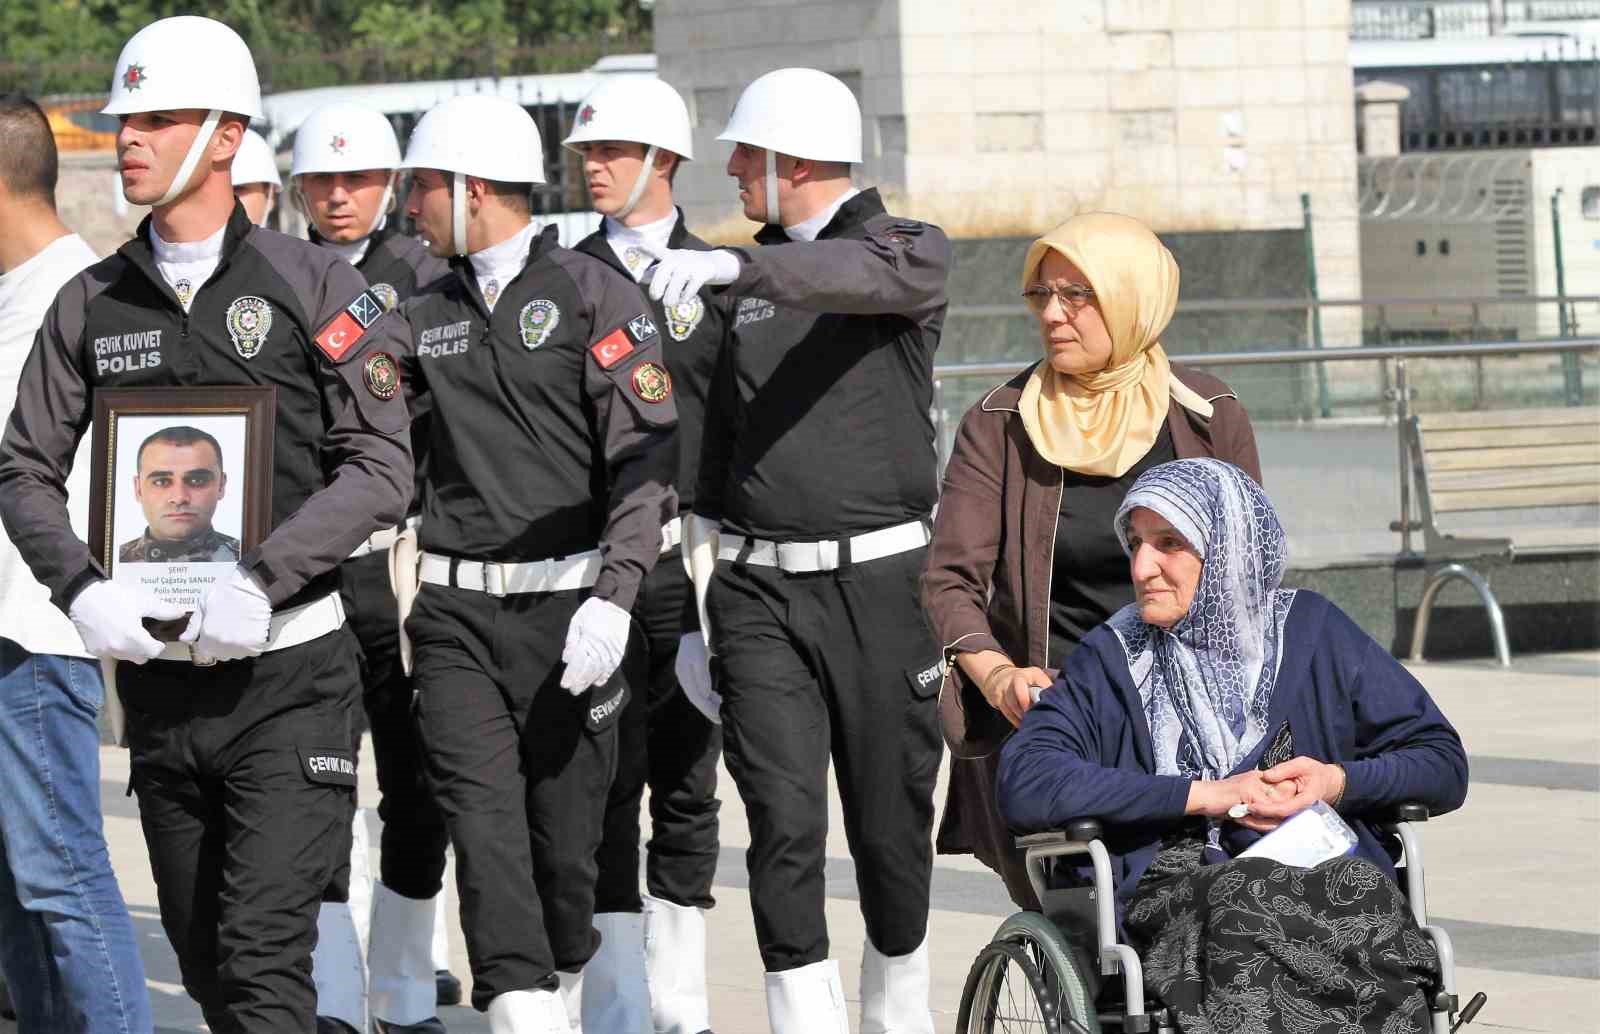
[487,989,571,1034]
[860,937,935,1034]
[557,969,584,1034]
[641,895,711,1034]
[312,809,373,1031]
[764,960,850,1034]
[312,900,367,1031]
[431,882,451,971]
[368,880,440,1026]
[581,912,652,1033]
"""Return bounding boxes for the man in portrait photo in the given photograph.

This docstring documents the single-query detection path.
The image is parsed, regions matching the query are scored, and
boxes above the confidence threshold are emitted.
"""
[119,425,241,563]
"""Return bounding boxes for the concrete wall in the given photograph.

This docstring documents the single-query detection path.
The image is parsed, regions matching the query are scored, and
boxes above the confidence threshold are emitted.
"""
[654,0,1363,343]
[1531,147,1600,339]
[57,153,148,259]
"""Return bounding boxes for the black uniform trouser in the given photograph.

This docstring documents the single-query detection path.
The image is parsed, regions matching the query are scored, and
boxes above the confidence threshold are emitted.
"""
[121,629,360,1034]
[705,546,943,974]
[335,551,450,900]
[407,583,628,1010]
[595,550,722,914]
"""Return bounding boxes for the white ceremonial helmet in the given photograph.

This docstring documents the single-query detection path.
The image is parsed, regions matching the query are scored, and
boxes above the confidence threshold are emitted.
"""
[718,67,862,225]
[562,76,694,220]
[401,94,545,256]
[232,129,281,188]
[102,16,263,208]
[291,102,403,239]
[292,102,402,176]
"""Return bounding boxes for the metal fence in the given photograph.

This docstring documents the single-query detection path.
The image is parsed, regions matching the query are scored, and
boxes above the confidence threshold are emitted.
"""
[1352,39,1600,151]
[1351,1,1600,40]
[930,337,1600,559]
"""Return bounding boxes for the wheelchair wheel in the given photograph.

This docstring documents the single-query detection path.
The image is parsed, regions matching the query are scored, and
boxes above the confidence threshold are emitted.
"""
[994,912,1101,1033]
[957,911,1102,1034]
[957,939,1059,1033]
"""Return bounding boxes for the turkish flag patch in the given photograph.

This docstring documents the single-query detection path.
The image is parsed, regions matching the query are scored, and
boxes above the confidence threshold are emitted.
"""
[314,290,385,362]
[589,328,635,369]
[315,312,365,361]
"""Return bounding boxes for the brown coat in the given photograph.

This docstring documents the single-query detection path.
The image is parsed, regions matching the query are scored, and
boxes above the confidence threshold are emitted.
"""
[920,361,1262,907]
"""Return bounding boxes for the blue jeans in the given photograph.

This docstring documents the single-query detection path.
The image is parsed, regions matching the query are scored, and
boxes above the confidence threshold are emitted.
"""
[0,638,151,1034]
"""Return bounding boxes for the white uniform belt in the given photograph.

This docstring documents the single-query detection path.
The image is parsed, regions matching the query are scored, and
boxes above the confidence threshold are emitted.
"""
[157,592,346,665]
[660,516,683,555]
[419,549,602,597]
[348,515,421,559]
[718,519,930,573]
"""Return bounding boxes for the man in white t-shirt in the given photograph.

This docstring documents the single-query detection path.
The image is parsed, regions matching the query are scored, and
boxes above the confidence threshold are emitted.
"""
[0,93,153,1034]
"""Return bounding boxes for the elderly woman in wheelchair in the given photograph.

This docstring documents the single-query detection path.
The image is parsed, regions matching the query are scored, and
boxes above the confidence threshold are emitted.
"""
[965,458,1481,1034]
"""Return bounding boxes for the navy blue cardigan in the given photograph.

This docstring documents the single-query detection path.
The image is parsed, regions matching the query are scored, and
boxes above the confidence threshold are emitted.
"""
[996,591,1468,925]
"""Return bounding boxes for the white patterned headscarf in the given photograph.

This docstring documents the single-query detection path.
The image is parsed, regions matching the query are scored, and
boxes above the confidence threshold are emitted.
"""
[1108,458,1295,781]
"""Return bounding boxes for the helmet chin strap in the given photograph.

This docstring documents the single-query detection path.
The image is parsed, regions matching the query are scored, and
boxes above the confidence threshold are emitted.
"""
[451,171,467,256]
[157,108,222,208]
[765,147,779,227]
[366,171,397,239]
[612,144,658,222]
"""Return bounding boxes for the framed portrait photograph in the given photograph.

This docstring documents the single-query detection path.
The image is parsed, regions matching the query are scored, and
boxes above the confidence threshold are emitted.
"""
[88,386,275,631]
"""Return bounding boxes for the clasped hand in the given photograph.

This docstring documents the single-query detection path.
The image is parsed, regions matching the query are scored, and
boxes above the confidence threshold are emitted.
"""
[1188,756,1346,833]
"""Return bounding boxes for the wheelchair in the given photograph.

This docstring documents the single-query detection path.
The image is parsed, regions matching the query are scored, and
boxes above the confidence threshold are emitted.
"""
[956,805,1488,1034]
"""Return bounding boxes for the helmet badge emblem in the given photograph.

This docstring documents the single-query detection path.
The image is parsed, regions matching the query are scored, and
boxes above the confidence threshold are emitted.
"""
[330,133,347,155]
[578,104,596,126]
[122,64,147,92]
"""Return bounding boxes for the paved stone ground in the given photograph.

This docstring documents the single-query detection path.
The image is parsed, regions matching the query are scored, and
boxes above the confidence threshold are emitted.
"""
[3,652,1594,1033]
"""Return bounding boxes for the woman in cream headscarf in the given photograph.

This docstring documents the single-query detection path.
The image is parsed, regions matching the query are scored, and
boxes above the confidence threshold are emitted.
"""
[920,211,1262,908]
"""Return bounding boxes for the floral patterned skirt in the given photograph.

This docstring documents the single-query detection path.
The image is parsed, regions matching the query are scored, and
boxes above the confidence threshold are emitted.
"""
[1124,853,1440,1034]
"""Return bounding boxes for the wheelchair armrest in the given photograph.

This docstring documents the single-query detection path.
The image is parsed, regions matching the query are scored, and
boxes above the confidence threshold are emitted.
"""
[1376,802,1430,831]
[1013,818,1103,851]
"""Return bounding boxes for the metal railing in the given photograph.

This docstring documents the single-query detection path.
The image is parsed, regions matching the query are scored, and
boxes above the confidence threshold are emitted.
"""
[931,337,1600,558]
[1351,1,1600,40]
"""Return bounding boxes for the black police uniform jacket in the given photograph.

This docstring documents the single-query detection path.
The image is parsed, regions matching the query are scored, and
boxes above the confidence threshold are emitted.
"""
[315,222,450,513]
[401,223,677,613]
[695,188,951,539]
[573,209,728,519]
[0,203,414,612]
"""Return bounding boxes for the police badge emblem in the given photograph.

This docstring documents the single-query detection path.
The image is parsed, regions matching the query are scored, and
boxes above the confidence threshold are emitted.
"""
[519,299,560,350]
[225,296,273,359]
[665,296,705,341]
[174,278,193,310]
[369,283,400,311]
[364,352,400,400]
[631,362,671,403]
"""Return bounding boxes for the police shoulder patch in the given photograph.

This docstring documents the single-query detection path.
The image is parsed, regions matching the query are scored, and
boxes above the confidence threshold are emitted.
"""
[631,361,671,403]
[364,352,400,400]
[626,313,658,344]
[315,290,385,363]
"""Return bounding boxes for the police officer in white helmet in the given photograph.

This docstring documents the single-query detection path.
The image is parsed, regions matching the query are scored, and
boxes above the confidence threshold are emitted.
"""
[285,100,456,1034]
[648,68,950,1034]
[396,93,678,1034]
[564,76,728,1034]
[232,127,280,226]
[0,16,415,1034]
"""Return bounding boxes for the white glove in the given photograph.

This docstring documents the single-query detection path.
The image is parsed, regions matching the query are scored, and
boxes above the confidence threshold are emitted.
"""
[674,632,721,725]
[182,566,272,662]
[644,249,740,308]
[560,596,632,694]
[68,580,186,663]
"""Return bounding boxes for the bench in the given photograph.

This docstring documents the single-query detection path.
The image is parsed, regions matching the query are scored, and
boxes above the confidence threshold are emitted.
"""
[1400,405,1600,666]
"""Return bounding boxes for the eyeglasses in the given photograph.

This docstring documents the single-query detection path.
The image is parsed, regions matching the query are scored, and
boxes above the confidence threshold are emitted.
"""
[1022,282,1095,314]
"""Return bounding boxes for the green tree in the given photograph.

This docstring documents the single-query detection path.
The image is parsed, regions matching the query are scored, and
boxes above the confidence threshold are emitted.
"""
[0,0,651,95]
